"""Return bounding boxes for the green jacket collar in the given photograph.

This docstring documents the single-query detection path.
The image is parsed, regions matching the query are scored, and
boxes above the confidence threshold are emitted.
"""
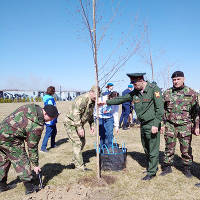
[143,81,150,93]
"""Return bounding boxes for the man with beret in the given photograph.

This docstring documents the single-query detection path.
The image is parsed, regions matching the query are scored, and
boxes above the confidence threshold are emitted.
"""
[0,104,59,194]
[160,71,199,178]
[119,84,133,130]
[100,73,164,180]
[102,82,114,96]
[64,85,100,171]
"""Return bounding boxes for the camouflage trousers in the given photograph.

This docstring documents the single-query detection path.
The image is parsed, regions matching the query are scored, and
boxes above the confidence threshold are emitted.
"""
[163,121,193,166]
[0,139,32,182]
[64,123,85,168]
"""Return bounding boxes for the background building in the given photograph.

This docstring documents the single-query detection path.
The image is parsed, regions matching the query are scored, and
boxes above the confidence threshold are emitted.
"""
[0,89,85,101]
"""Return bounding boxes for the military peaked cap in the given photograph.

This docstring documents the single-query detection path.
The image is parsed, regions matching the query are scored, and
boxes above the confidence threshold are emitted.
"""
[126,73,146,78]
[171,71,184,78]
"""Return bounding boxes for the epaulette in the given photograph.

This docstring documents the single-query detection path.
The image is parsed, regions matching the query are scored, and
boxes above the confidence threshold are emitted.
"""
[149,82,157,88]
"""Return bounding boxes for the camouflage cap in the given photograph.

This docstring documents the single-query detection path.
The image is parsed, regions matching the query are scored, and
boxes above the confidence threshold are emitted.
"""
[90,85,101,94]
[44,105,59,118]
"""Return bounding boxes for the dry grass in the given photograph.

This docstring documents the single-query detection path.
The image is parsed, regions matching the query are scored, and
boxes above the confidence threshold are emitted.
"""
[1,102,200,200]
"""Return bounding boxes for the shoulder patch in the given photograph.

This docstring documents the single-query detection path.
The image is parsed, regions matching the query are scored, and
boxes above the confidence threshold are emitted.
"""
[154,91,160,98]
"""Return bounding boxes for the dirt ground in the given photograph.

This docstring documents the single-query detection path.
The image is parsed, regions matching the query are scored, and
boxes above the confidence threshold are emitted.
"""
[1,102,200,200]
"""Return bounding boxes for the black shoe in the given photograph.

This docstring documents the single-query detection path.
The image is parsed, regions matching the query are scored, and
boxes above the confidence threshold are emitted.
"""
[77,167,93,172]
[195,183,200,187]
[83,168,92,171]
[0,181,16,193]
[129,123,134,127]
[66,163,76,169]
[183,165,193,178]
[160,166,172,176]
[75,164,92,172]
[40,149,48,153]
[142,174,156,181]
[23,180,39,195]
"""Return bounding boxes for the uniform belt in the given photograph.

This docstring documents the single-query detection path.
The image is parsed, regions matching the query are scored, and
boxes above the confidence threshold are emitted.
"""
[166,120,190,126]
[140,119,154,126]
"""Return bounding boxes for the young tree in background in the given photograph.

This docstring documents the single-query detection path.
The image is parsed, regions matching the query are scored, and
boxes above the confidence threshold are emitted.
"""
[75,0,145,178]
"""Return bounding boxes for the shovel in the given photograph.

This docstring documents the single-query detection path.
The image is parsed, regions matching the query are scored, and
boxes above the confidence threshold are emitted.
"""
[38,172,43,190]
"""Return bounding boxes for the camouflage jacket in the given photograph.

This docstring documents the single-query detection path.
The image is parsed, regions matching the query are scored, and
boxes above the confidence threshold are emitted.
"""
[0,104,45,167]
[65,92,95,129]
[163,86,199,126]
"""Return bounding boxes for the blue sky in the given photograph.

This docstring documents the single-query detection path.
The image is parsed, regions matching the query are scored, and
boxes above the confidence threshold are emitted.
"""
[0,0,200,92]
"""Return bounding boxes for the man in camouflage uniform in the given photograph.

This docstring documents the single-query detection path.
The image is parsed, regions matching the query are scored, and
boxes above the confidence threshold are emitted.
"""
[64,85,100,171]
[0,104,58,194]
[160,71,199,178]
[102,73,164,181]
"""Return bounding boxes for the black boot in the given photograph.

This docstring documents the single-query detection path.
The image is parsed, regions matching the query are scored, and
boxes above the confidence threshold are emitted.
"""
[183,165,193,178]
[195,183,200,187]
[0,181,16,193]
[122,125,129,130]
[23,180,39,195]
[160,165,172,176]
[142,174,156,181]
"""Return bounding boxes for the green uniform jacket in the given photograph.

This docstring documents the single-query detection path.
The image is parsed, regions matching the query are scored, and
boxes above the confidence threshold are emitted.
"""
[0,104,45,167]
[65,92,95,129]
[107,81,164,128]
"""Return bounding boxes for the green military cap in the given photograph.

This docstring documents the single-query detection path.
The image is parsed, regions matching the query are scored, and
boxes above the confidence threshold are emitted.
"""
[127,73,146,84]
[126,73,146,78]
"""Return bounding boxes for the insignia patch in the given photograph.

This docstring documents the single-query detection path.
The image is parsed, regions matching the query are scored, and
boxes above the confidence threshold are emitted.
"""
[155,91,160,98]
[133,100,140,103]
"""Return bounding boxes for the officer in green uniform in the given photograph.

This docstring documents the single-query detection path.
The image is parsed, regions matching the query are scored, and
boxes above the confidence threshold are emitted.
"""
[104,73,164,180]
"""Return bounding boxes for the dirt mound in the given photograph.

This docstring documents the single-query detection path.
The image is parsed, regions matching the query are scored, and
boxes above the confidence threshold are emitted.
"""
[23,177,115,200]
[23,184,89,200]
[78,175,117,187]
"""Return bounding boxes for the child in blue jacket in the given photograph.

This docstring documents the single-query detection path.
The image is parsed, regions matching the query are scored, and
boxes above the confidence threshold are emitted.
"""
[41,86,58,152]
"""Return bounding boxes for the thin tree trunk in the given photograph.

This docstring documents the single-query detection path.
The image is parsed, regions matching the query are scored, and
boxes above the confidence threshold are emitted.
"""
[93,0,101,179]
[150,53,154,81]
